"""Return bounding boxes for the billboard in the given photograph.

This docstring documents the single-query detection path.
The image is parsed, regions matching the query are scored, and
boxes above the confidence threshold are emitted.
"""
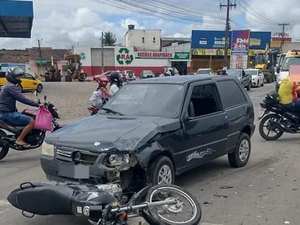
[249,31,271,50]
[231,30,250,53]
[191,30,231,49]
[192,30,271,50]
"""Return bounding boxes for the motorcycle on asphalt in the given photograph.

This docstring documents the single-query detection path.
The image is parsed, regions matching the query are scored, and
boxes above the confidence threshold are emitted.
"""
[0,95,61,160]
[8,182,202,225]
[259,91,300,140]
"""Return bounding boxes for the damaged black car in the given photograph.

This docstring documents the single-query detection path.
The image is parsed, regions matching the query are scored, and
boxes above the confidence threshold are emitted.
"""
[41,75,255,192]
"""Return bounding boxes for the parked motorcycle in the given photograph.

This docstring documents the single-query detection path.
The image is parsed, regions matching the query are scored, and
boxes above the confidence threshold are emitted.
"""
[259,91,300,140]
[0,96,61,160]
[8,182,201,225]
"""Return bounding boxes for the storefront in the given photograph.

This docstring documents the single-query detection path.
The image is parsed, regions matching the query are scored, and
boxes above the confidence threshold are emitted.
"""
[191,30,271,72]
[74,46,191,77]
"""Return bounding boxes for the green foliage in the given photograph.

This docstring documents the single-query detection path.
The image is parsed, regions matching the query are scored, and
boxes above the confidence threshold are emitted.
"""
[101,32,117,46]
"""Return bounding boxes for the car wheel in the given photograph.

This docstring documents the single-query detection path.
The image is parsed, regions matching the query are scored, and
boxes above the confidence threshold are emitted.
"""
[36,84,43,93]
[228,133,251,168]
[148,156,175,185]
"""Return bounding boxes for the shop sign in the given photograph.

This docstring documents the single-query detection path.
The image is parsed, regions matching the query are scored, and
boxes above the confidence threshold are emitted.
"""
[116,48,134,65]
[136,51,173,59]
[231,30,250,53]
[192,48,230,56]
[174,52,190,59]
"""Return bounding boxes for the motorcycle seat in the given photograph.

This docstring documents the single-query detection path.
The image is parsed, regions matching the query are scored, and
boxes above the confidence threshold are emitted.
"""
[0,119,24,133]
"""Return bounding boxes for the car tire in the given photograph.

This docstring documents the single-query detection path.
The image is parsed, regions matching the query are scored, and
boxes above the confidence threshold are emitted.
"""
[36,84,43,93]
[228,133,251,168]
[148,156,175,185]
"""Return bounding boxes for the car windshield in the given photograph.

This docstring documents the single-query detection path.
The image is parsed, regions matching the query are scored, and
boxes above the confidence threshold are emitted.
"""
[281,57,300,71]
[104,83,185,117]
[245,70,258,75]
[226,70,241,77]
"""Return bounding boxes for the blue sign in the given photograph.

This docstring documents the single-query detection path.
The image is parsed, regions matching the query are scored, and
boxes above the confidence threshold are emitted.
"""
[249,31,271,50]
[191,30,231,49]
[192,30,271,50]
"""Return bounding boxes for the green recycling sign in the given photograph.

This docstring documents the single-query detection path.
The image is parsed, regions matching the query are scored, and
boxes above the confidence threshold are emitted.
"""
[116,48,134,65]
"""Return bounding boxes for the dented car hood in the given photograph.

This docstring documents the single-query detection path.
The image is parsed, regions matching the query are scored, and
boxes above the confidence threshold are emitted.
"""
[45,114,180,153]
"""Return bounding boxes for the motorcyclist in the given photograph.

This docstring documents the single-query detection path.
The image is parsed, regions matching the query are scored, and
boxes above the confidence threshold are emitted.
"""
[278,74,300,113]
[109,71,122,95]
[0,67,40,147]
[89,74,110,110]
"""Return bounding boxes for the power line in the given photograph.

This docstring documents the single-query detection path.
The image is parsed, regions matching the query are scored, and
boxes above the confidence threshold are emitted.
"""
[278,23,289,52]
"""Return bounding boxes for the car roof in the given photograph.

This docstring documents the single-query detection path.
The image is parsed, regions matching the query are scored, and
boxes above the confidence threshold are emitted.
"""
[131,75,235,85]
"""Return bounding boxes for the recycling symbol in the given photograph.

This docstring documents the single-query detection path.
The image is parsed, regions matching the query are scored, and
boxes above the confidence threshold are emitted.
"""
[116,48,134,65]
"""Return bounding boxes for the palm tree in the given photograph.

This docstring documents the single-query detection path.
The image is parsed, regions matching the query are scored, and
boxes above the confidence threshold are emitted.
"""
[101,32,117,46]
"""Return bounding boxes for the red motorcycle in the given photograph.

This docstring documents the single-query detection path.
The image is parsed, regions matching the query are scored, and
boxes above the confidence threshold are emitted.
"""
[0,96,61,161]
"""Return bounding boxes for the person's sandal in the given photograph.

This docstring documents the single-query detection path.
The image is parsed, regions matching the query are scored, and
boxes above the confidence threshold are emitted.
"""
[16,142,31,148]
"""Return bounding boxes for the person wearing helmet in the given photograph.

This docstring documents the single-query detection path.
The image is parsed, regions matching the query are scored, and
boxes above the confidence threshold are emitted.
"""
[89,74,111,110]
[0,67,40,147]
[109,71,122,95]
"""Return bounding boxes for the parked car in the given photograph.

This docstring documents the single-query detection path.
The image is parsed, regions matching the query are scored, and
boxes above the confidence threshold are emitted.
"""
[195,68,214,75]
[244,68,264,87]
[140,70,155,79]
[226,69,252,91]
[123,70,136,81]
[0,71,43,92]
[41,75,255,191]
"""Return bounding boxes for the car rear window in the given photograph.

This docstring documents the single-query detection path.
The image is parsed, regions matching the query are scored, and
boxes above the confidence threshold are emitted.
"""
[217,80,246,109]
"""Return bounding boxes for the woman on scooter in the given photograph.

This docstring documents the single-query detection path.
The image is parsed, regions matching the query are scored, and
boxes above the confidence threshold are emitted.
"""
[0,67,40,148]
[89,74,111,111]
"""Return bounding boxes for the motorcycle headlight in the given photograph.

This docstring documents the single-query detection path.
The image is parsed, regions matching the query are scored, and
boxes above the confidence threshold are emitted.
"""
[41,142,55,157]
[106,154,130,167]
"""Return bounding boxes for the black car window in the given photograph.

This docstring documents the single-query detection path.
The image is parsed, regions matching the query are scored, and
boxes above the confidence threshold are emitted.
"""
[217,80,246,109]
[188,83,221,117]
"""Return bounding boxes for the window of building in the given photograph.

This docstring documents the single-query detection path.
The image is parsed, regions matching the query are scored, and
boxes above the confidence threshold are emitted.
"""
[153,37,156,43]
[142,37,145,43]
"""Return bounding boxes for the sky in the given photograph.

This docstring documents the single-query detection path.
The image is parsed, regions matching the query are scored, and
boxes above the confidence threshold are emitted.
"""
[1,0,300,49]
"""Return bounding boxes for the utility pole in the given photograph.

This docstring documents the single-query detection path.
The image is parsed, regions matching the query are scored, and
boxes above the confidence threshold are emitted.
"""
[37,39,43,75]
[278,23,289,53]
[220,0,237,69]
[101,31,104,73]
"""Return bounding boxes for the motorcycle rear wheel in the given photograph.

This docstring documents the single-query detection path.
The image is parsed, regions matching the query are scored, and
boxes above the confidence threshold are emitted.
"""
[145,184,201,225]
[0,130,9,160]
[259,114,284,140]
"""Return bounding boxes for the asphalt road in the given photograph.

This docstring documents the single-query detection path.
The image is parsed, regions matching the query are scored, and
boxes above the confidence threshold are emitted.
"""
[0,81,299,225]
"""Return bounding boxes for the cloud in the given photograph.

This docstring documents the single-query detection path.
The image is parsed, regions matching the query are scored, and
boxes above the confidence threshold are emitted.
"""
[1,0,300,49]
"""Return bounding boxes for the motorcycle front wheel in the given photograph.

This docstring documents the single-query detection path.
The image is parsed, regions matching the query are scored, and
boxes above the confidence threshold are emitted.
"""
[259,114,284,140]
[145,184,201,225]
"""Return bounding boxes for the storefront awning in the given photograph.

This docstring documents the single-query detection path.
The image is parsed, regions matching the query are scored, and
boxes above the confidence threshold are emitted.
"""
[0,0,33,38]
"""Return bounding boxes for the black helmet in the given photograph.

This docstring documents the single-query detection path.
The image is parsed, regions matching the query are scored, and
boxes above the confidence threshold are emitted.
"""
[109,71,122,87]
[6,67,24,84]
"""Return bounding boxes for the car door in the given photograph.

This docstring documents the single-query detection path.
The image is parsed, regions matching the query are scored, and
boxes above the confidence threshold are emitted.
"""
[216,79,250,151]
[21,74,37,90]
[174,81,228,173]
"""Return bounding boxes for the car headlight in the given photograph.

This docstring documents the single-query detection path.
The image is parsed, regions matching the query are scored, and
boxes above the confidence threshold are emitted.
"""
[41,142,55,157]
[106,154,130,167]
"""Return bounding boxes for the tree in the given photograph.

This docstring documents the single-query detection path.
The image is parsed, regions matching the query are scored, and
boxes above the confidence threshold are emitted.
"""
[101,32,117,46]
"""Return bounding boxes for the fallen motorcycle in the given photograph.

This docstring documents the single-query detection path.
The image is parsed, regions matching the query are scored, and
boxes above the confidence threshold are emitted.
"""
[0,95,61,160]
[8,182,202,225]
[259,91,300,140]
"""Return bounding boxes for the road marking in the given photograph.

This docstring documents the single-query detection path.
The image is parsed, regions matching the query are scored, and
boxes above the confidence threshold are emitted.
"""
[0,200,10,214]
